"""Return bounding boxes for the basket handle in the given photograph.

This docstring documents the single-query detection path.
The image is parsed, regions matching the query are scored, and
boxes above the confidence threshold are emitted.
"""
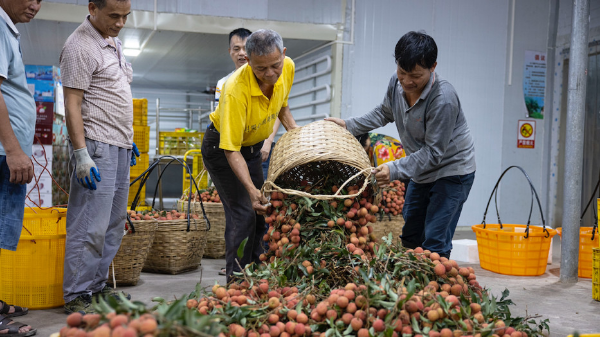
[129,156,211,233]
[262,166,375,201]
[481,166,547,238]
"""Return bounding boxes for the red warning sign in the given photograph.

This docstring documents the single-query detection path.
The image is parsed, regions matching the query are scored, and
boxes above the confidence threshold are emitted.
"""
[517,120,535,149]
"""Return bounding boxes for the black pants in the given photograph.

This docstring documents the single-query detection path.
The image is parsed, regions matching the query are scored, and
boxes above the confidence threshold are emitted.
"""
[201,125,266,283]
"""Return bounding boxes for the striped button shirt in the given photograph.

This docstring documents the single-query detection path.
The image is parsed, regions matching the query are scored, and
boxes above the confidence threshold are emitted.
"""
[60,16,133,149]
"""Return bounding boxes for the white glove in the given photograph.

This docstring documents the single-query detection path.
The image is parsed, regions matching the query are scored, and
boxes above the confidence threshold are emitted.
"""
[74,148,101,190]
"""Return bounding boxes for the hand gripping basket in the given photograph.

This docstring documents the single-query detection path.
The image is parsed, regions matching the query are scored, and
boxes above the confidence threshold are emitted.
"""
[262,120,373,200]
[472,166,557,276]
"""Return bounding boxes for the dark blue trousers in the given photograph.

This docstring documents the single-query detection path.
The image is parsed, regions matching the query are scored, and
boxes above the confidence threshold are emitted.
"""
[401,172,475,258]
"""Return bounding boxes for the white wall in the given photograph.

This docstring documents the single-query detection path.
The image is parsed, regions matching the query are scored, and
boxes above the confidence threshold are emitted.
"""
[43,0,343,24]
[341,0,510,228]
[497,1,550,227]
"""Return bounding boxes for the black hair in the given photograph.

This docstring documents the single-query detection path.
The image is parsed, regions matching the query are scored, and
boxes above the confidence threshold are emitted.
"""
[356,133,370,148]
[394,31,437,72]
[229,28,252,46]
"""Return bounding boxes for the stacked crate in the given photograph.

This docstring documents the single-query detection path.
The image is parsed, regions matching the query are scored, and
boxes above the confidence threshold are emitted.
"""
[129,99,150,206]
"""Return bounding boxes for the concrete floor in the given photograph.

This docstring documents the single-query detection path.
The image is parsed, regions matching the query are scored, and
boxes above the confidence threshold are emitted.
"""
[22,229,600,337]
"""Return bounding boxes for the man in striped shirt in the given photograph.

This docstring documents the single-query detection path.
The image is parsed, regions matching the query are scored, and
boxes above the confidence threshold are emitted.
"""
[60,0,139,315]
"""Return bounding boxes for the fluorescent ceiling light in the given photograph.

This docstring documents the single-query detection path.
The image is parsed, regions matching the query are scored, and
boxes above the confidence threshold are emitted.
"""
[124,40,140,49]
[123,49,141,57]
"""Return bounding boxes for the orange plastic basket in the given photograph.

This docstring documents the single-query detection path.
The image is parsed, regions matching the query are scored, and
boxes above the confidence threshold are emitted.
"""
[472,224,556,276]
[473,166,556,276]
[556,227,598,278]
[0,208,67,309]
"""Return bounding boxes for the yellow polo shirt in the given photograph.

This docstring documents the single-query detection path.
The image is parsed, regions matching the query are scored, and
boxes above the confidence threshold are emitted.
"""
[209,56,295,151]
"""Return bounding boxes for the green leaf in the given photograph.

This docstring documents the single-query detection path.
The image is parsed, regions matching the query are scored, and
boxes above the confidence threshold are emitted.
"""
[343,323,354,335]
[237,237,249,259]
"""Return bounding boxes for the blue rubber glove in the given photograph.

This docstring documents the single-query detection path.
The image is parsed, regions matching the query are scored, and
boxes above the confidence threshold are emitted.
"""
[73,148,101,190]
[130,142,140,166]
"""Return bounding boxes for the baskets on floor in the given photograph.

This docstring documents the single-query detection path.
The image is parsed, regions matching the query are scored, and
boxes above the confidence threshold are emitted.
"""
[372,214,405,244]
[143,218,208,274]
[0,208,67,309]
[263,120,373,200]
[555,227,598,278]
[472,166,556,276]
[177,200,226,259]
[109,220,158,286]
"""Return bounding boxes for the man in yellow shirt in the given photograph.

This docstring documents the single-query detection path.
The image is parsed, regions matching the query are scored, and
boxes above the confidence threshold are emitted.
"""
[202,29,298,282]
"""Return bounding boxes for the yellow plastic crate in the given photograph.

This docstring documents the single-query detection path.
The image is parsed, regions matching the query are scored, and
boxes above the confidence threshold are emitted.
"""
[130,153,149,179]
[133,125,150,153]
[593,248,599,302]
[0,208,67,309]
[128,178,146,206]
[182,150,208,193]
[158,131,203,155]
[133,98,148,126]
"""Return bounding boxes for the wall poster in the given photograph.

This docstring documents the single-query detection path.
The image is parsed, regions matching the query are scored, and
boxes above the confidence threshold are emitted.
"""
[523,51,546,119]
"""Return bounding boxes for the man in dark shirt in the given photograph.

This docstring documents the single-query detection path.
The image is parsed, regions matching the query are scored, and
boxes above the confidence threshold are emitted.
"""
[327,31,476,258]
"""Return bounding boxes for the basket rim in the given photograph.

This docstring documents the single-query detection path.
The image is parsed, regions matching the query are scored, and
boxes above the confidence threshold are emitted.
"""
[555,227,599,238]
[471,223,557,238]
[24,207,67,218]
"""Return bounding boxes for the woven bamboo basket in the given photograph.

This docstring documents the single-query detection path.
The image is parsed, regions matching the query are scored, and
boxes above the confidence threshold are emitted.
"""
[109,220,158,285]
[197,202,226,258]
[263,120,373,200]
[372,214,405,245]
[176,200,226,258]
[143,218,208,274]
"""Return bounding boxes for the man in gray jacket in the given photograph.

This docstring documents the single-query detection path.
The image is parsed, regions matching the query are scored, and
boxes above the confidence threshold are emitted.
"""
[327,31,475,258]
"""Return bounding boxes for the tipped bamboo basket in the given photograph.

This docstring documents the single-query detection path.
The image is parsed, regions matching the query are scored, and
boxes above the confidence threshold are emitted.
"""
[263,120,374,200]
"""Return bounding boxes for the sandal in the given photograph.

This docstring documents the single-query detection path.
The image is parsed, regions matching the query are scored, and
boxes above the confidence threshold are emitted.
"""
[0,316,36,336]
[0,301,27,319]
[218,267,226,276]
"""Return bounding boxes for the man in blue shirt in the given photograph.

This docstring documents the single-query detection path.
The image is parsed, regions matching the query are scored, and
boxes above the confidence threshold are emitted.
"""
[0,0,43,335]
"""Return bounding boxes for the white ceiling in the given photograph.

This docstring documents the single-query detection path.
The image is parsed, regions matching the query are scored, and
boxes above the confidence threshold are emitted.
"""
[18,19,327,91]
